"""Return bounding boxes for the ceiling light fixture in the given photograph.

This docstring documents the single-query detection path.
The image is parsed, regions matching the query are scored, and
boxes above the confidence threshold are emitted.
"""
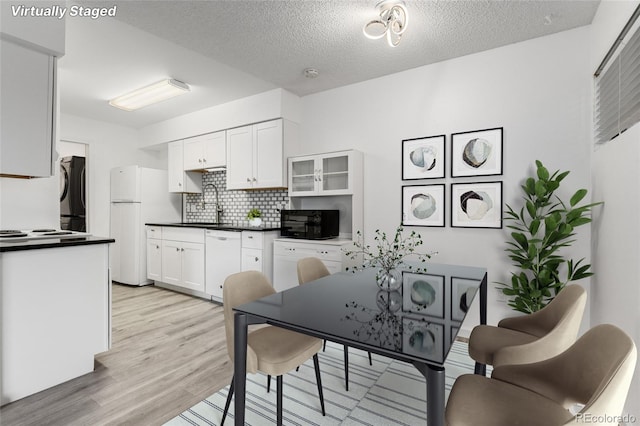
[363,0,409,47]
[109,78,190,111]
[303,68,319,78]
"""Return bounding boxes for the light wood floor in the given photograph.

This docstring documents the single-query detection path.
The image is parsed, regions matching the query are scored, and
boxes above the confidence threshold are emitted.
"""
[0,284,232,426]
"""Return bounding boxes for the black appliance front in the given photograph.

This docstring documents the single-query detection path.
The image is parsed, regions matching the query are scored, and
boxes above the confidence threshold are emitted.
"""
[280,210,339,240]
[60,156,86,231]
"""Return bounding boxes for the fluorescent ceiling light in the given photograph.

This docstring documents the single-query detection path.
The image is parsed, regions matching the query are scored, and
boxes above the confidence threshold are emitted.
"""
[109,79,190,111]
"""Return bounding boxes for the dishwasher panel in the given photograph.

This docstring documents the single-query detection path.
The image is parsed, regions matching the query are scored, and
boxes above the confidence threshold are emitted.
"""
[205,230,242,300]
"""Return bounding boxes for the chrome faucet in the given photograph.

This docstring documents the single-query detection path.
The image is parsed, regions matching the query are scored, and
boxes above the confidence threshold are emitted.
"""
[203,183,223,224]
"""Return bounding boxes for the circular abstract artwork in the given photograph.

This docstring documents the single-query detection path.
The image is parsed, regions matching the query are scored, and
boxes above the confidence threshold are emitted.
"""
[460,191,493,220]
[410,193,436,219]
[462,138,492,168]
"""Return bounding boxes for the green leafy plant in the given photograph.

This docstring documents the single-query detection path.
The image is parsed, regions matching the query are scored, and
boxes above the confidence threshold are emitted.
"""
[344,225,436,273]
[498,160,602,313]
[246,208,261,219]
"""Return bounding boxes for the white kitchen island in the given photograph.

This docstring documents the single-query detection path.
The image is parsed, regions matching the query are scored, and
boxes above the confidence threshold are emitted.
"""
[0,236,114,405]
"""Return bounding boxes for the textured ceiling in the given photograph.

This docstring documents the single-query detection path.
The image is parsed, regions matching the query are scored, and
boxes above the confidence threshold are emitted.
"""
[63,0,600,128]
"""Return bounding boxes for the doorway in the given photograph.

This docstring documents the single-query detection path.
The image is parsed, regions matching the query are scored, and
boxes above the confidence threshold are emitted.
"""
[58,140,89,232]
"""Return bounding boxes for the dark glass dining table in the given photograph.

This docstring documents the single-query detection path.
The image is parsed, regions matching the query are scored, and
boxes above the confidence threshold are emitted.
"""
[232,262,488,425]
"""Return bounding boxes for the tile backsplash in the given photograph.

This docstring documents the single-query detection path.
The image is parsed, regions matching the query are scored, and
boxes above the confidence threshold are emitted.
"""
[185,171,289,227]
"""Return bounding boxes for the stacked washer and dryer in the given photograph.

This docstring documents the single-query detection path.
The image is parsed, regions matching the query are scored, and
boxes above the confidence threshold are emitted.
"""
[59,155,86,231]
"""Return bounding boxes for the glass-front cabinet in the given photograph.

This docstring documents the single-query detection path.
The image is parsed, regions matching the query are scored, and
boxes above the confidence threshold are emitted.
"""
[288,150,361,196]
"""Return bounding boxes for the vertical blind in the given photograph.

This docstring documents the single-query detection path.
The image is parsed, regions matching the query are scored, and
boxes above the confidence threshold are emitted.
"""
[595,6,640,145]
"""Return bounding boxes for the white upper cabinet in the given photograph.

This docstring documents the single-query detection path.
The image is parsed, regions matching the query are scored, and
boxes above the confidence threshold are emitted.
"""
[183,131,226,171]
[0,39,56,177]
[168,141,202,193]
[227,119,294,190]
[0,3,64,178]
[288,150,363,196]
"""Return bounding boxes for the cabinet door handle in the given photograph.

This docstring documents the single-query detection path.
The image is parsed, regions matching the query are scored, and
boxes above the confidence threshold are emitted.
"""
[198,158,202,163]
[254,257,259,262]
[178,182,182,186]
[252,177,257,183]
[203,158,207,163]
[219,285,223,289]
[181,248,185,252]
[246,177,251,183]
[176,248,180,252]
[248,235,253,239]
[156,245,159,249]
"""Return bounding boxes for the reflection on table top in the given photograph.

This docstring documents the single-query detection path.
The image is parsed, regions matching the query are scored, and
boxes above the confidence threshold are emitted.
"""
[234,262,487,365]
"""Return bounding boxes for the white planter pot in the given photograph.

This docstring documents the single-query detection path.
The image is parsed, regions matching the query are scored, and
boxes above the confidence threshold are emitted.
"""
[249,217,262,227]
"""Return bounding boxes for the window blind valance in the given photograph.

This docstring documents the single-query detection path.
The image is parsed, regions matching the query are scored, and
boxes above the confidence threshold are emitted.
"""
[595,5,640,145]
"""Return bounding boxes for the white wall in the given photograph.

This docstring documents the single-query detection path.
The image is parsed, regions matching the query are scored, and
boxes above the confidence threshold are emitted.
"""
[138,88,301,147]
[59,114,166,238]
[590,0,640,419]
[0,115,167,235]
[299,27,593,333]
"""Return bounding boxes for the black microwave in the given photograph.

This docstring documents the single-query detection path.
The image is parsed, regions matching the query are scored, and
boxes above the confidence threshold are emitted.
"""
[280,210,339,240]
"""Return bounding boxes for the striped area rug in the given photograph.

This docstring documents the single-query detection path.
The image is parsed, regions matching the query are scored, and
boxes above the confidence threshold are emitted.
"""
[165,341,483,426]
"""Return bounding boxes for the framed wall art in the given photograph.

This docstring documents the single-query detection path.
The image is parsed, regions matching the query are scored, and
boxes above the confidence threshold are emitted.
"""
[402,272,445,318]
[402,184,445,227]
[451,277,480,322]
[451,181,502,228]
[402,135,446,180]
[403,319,444,362]
[451,127,503,177]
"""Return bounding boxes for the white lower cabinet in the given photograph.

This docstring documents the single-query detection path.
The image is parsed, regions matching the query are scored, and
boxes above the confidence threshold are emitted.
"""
[272,239,355,292]
[241,247,264,272]
[148,226,278,300]
[146,238,162,281]
[240,231,278,284]
[159,228,205,292]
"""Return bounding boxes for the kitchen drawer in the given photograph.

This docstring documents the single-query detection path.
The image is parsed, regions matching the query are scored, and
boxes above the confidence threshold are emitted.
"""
[146,226,162,239]
[162,227,205,244]
[274,241,343,262]
[242,231,263,249]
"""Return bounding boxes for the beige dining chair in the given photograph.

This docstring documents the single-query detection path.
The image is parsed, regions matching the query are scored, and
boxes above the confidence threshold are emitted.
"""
[469,284,586,374]
[446,323,637,426]
[221,270,325,425]
[297,257,372,392]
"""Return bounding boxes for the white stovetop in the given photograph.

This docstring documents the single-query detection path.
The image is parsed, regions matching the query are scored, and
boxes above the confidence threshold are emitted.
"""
[0,229,91,242]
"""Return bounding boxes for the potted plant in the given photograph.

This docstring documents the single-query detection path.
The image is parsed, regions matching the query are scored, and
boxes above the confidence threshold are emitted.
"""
[344,225,436,291]
[497,160,602,313]
[247,208,262,227]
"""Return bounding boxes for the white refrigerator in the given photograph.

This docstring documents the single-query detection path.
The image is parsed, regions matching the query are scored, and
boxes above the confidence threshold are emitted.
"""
[110,166,181,285]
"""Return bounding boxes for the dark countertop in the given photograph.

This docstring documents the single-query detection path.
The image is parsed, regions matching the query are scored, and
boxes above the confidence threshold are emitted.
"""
[146,222,281,232]
[0,236,115,252]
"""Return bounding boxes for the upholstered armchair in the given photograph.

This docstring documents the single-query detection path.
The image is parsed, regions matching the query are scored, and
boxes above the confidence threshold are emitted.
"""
[469,284,586,374]
[447,324,637,426]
